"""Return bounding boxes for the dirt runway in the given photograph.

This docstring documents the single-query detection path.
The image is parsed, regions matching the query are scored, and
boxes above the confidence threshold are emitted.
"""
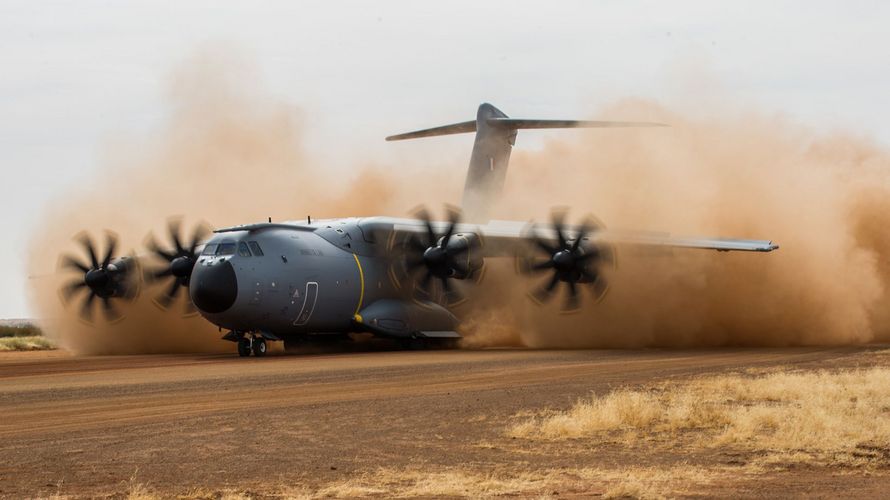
[2,346,889,498]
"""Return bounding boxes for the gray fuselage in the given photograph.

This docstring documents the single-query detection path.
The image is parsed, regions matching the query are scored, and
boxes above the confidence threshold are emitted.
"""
[189,218,399,338]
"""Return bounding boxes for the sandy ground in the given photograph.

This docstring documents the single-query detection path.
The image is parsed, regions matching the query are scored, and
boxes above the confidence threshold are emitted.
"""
[1,346,890,498]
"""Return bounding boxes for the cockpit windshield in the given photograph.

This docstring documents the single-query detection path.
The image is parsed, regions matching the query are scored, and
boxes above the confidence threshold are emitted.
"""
[201,240,263,257]
[238,242,251,257]
[217,242,237,256]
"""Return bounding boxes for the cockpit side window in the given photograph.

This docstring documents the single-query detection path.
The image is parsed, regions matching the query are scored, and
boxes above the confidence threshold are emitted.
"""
[238,241,251,257]
[201,243,218,256]
[248,241,264,256]
[217,242,237,256]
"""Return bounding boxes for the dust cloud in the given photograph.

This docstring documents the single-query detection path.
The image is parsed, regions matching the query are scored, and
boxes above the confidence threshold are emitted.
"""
[467,101,890,348]
[27,52,890,353]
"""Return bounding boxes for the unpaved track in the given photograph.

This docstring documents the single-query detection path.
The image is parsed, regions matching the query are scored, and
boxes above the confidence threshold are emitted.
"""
[1,346,888,497]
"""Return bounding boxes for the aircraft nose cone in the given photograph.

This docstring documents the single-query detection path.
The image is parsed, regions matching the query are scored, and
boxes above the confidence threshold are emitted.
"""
[190,260,238,314]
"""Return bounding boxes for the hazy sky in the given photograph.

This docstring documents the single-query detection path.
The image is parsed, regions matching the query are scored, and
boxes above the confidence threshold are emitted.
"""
[1,1,889,318]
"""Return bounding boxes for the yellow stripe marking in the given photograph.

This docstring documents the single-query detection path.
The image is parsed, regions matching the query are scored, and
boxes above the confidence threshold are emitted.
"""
[352,253,365,315]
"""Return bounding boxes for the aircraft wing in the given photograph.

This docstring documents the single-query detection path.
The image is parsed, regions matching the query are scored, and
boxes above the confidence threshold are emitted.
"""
[382,218,778,257]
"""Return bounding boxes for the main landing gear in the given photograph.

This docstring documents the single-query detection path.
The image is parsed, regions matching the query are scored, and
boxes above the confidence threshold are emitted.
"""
[236,335,267,357]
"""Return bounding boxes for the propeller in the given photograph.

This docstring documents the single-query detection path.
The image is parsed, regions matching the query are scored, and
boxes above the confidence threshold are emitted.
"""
[144,218,210,313]
[58,231,136,322]
[518,209,615,313]
[398,205,480,305]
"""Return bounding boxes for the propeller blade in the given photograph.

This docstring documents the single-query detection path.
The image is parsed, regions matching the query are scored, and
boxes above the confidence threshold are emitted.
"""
[410,208,435,247]
[101,232,118,268]
[407,235,427,254]
[61,255,90,274]
[532,271,561,303]
[81,291,96,321]
[563,282,580,312]
[146,234,176,262]
[579,267,598,283]
[168,219,185,255]
[567,278,577,297]
[188,223,210,254]
[424,221,437,249]
[577,248,599,263]
[571,219,592,253]
[533,234,559,256]
[168,279,182,299]
[61,279,87,302]
[150,267,175,280]
[551,210,568,250]
[101,297,121,322]
[546,271,561,292]
[183,301,197,315]
[531,260,555,272]
[532,285,554,304]
[441,207,460,248]
[591,276,609,300]
[78,233,100,269]
[156,279,181,308]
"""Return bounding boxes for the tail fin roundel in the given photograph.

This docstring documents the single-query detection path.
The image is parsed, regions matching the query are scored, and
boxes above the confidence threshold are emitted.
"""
[386,103,665,223]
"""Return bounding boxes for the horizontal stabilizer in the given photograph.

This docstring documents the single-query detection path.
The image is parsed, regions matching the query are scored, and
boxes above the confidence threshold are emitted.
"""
[386,120,477,141]
[386,117,665,141]
[487,118,667,129]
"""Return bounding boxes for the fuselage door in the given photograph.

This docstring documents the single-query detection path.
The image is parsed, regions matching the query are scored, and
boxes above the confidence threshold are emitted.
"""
[293,282,319,326]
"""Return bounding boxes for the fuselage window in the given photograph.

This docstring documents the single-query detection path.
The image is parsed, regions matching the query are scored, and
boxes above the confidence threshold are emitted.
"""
[238,242,252,257]
[217,242,237,256]
[248,241,264,256]
[201,243,218,256]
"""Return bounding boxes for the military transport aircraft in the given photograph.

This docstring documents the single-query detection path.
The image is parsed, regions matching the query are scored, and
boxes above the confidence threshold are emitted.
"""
[58,103,779,356]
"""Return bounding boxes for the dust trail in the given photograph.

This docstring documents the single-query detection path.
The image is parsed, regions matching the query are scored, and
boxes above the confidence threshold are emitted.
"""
[27,51,890,353]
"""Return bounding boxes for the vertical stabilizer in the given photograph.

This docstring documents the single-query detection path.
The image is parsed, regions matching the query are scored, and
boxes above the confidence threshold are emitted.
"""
[461,103,515,223]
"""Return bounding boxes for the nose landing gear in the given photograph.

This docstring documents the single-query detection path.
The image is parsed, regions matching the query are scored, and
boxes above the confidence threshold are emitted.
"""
[234,334,267,357]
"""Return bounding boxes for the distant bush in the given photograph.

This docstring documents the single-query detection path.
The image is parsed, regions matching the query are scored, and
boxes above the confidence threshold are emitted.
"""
[0,324,43,338]
[0,335,54,351]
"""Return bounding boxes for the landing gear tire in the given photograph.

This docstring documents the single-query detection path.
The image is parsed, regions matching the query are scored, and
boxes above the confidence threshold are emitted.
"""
[252,337,267,357]
[237,338,251,357]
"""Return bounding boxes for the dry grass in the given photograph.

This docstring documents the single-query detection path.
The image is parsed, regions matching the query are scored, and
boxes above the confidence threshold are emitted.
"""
[0,335,55,351]
[44,466,726,500]
[508,367,890,466]
[274,466,722,499]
